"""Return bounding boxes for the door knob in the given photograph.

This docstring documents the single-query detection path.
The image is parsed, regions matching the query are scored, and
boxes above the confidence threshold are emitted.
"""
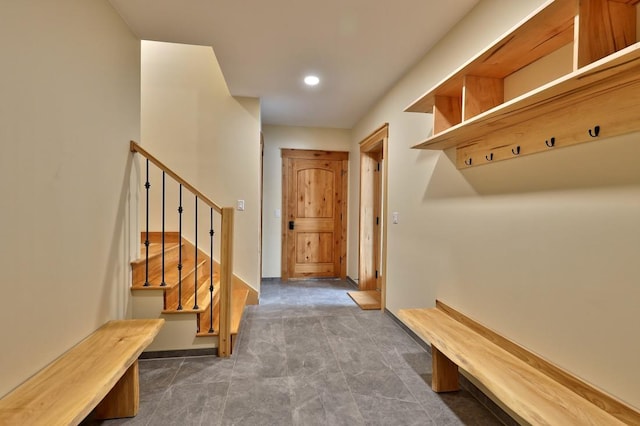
[289,221,295,230]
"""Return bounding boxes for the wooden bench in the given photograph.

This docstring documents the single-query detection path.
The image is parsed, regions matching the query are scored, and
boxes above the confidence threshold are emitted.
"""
[0,319,164,426]
[398,301,640,425]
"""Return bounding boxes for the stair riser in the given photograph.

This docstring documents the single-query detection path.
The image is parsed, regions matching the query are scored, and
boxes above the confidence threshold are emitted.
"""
[164,261,209,310]
[196,312,209,335]
[143,315,216,352]
[179,274,213,313]
[141,232,181,244]
[198,288,220,335]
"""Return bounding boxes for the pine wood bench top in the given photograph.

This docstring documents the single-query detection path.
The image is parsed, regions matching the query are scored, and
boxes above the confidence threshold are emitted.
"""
[0,319,164,426]
[398,307,631,425]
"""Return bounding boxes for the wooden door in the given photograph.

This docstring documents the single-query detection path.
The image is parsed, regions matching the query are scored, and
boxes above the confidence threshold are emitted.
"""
[281,149,348,280]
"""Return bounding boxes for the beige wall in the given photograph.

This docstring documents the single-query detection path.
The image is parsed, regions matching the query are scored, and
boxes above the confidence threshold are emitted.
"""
[351,0,640,410]
[0,0,140,397]
[261,125,352,278]
[141,41,261,292]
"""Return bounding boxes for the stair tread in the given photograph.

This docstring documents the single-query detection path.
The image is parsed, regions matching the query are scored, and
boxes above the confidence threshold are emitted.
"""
[162,278,215,314]
[197,287,248,337]
[131,257,205,289]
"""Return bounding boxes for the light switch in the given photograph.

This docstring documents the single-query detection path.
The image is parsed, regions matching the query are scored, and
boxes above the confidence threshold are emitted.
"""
[275,208,281,218]
[237,200,245,211]
[392,212,399,224]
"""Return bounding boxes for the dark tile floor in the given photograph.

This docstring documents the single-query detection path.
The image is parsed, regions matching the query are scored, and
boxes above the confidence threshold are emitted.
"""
[97,279,504,425]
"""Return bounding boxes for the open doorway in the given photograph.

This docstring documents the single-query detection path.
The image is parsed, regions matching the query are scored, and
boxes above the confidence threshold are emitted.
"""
[353,124,388,310]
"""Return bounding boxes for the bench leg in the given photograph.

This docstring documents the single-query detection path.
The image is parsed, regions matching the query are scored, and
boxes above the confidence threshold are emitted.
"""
[432,346,459,392]
[94,360,140,419]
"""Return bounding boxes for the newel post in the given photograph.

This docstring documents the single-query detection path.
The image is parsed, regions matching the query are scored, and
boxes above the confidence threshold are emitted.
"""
[218,207,234,357]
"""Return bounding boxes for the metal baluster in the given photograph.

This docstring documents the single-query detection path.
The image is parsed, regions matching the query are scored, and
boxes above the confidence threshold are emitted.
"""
[177,184,183,310]
[209,207,215,333]
[193,196,199,310]
[143,159,150,287]
[160,171,166,287]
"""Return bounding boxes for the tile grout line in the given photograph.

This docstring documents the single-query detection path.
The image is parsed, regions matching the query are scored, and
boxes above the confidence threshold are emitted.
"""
[393,367,439,424]
[144,357,186,426]
[281,315,297,425]
[318,312,367,425]
[219,313,242,426]
[215,373,233,425]
[313,314,345,424]
[360,313,436,422]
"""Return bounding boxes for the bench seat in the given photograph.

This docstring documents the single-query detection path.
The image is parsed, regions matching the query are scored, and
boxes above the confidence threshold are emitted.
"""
[398,304,635,425]
[0,319,164,426]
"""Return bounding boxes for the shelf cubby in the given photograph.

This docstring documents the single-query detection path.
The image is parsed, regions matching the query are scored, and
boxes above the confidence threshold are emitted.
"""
[406,0,640,169]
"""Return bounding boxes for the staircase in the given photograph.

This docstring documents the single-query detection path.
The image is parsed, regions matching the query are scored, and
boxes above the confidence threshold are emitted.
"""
[130,232,248,353]
[130,141,251,356]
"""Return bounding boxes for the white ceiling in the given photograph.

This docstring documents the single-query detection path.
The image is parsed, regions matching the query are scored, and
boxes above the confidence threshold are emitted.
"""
[108,0,479,129]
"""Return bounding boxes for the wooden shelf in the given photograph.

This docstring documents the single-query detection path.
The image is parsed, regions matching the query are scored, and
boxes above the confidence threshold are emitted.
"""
[405,0,640,168]
[414,43,640,147]
[406,0,576,114]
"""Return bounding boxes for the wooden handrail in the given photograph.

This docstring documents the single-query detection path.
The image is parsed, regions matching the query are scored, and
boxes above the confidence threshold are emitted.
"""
[130,141,222,213]
[130,140,234,357]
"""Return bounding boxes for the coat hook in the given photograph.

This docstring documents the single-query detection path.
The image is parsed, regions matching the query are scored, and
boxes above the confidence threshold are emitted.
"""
[485,153,494,161]
[545,137,556,148]
[512,146,521,155]
[589,125,600,137]
[464,158,473,166]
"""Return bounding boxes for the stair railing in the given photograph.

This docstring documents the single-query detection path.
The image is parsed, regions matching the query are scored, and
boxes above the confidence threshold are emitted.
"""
[130,141,235,357]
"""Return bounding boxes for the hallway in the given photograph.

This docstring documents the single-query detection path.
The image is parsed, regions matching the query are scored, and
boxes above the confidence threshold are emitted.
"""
[100,279,503,425]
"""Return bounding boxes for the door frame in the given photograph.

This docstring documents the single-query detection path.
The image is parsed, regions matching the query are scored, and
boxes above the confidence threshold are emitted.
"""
[281,149,349,280]
[259,132,264,280]
[358,123,389,310]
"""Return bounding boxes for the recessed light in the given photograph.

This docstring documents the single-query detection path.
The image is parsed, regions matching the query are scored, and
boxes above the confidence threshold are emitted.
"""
[304,75,320,86]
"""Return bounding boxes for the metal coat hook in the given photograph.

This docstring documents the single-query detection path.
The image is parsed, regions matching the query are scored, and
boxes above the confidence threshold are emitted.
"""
[589,125,600,137]
[545,137,556,148]
[486,153,494,161]
[464,158,473,166]
[512,146,521,155]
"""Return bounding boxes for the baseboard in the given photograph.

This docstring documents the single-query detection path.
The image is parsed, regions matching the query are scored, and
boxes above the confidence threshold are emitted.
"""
[458,375,519,426]
[385,308,431,354]
[232,275,259,305]
[140,347,218,359]
[345,276,358,289]
[384,308,515,426]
